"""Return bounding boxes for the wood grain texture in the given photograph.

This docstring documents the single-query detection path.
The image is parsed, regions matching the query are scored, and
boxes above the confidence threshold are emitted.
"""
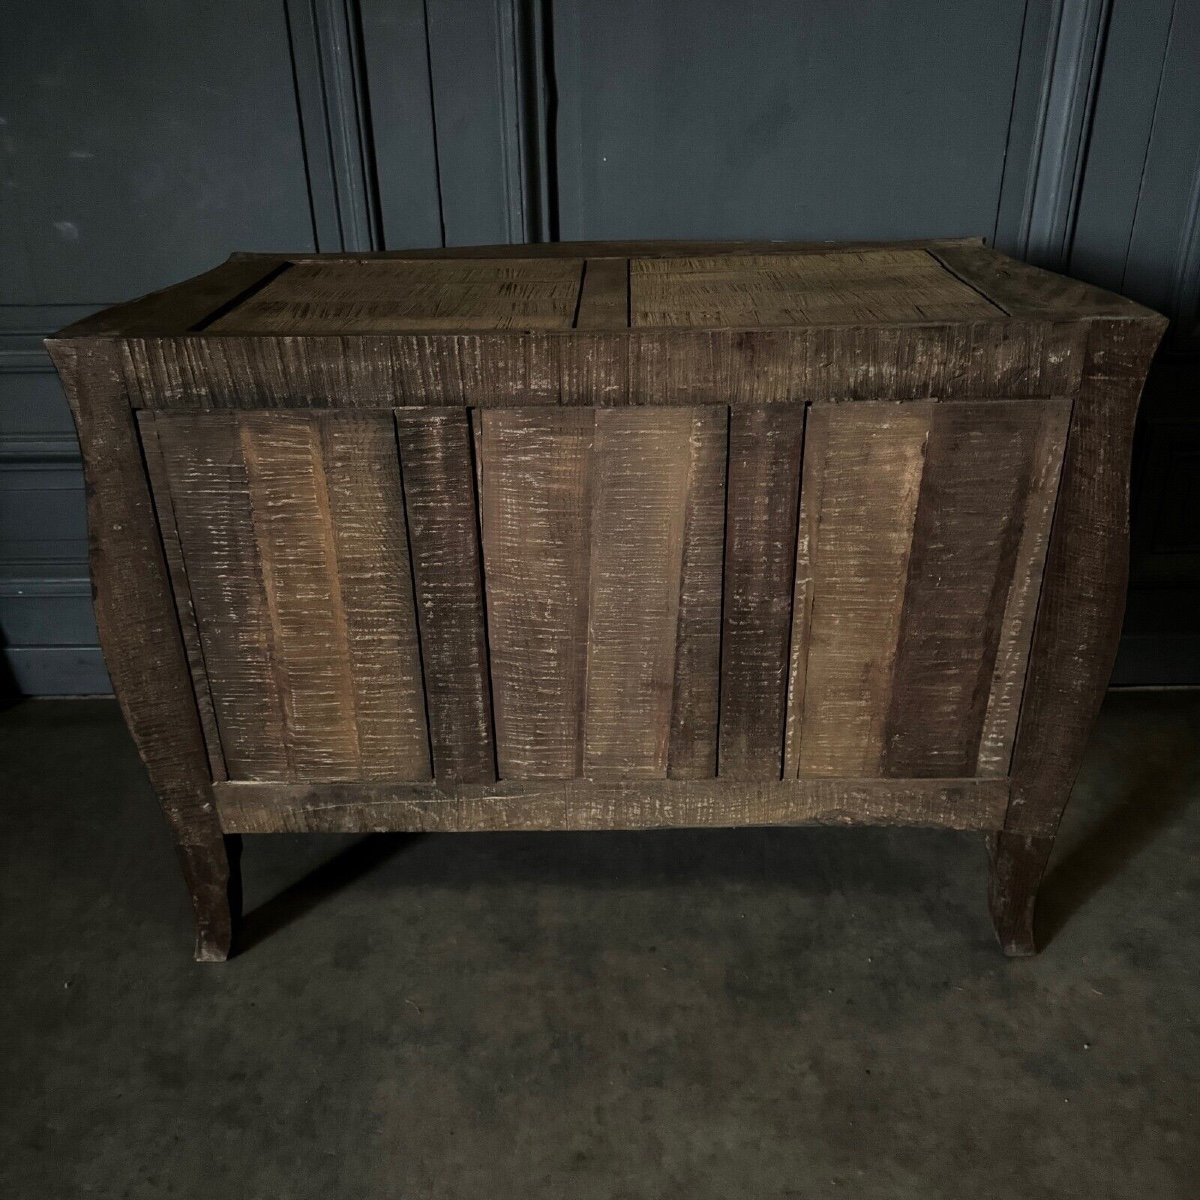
[583,408,691,776]
[210,258,584,334]
[118,320,1090,413]
[394,408,495,782]
[215,776,1009,835]
[138,413,228,782]
[1005,320,1166,837]
[153,412,430,783]
[668,408,728,778]
[632,249,1001,327]
[480,407,594,778]
[880,400,1067,777]
[574,257,630,329]
[718,406,805,779]
[976,401,1072,775]
[46,340,235,961]
[791,403,931,777]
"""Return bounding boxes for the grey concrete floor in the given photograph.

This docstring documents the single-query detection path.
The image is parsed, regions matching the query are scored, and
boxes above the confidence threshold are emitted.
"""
[1,693,1198,1199]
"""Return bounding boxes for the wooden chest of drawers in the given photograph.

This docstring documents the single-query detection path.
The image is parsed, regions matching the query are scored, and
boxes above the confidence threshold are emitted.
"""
[48,239,1165,960]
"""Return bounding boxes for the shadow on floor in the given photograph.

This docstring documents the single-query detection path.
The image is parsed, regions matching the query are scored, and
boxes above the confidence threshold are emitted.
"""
[1039,691,1200,944]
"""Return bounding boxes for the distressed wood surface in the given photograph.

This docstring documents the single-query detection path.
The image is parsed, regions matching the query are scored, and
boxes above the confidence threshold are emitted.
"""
[46,340,236,961]
[215,776,1009,835]
[153,412,431,783]
[394,408,495,782]
[718,406,805,779]
[632,248,1001,327]
[480,408,594,778]
[880,400,1068,777]
[118,320,1090,412]
[210,258,585,334]
[791,403,931,777]
[668,408,728,778]
[49,239,1166,959]
[139,414,228,782]
[583,408,691,776]
[574,257,630,329]
[788,399,1068,781]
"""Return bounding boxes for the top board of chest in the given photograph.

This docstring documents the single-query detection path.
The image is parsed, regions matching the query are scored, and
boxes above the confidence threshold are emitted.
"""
[203,246,1004,335]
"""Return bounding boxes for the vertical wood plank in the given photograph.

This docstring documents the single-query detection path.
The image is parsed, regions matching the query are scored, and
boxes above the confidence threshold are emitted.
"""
[668,408,729,778]
[880,402,1055,777]
[783,404,822,779]
[796,403,932,777]
[240,416,363,779]
[584,408,691,776]
[718,406,805,780]
[394,408,495,783]
[574,258,630,328]
[481,408,594,778]
[321,415,431,781]
[976,401,1071,774]
[156,415,292,780]
[139,412,229,782]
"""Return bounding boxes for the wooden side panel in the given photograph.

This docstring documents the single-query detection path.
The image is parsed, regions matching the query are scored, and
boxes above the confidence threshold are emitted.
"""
[394,409,495,782]
[583,408,691,776]
[718,407,805,779]
[155,415,292,780]
[139,413,228,781]
[480,408,594,778]
[976,402,1072,774]
[880,401,1064,777]
[153,412,430,782]
[789,399,1070,781]
[668,409,729,778]
[321,417,431,780]
[792,404,932,777]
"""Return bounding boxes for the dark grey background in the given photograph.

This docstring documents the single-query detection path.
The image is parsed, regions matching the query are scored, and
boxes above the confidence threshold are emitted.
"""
[2,0,1198,695]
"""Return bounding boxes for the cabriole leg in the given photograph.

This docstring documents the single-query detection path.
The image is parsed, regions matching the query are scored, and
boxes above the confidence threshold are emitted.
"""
[177,834,242,962]
[987,831,1053,956]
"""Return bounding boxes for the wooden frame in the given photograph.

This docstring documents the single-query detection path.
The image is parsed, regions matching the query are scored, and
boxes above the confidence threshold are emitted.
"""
[47,239,1165,961]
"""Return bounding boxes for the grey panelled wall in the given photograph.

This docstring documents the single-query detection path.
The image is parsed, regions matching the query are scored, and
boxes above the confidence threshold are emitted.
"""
[2,0,1199,694]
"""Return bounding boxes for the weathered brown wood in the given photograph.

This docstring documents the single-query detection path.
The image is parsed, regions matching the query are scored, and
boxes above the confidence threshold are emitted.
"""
[215,776,1010,835]
[987,318,1165,953]
[574,257,630,329]
[152,412,430,782]
[480,407,594,778]
[118,320,1090,412]
[718,406,805,779]
[138,413,228,782]
[50,240,1167,959]
[46,339,237,961]
[880,400,1067,777]
[59,256,288,337]
[929,241,1147,320]
[394,408,495,782]
[632,248,1001,327]
[584,408,691,776]
[211,258,585,334]
[668,408,728,778]
[792,403,931,777]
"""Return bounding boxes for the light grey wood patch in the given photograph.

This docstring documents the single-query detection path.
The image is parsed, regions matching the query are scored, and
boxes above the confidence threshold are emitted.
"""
[574,257,629,328]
